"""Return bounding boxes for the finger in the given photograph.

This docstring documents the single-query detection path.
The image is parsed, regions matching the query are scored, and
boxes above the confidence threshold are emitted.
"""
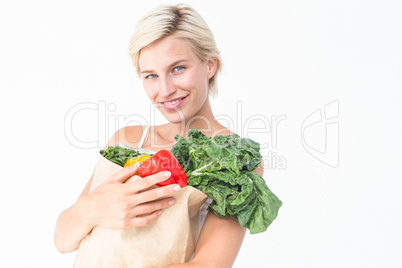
[125,175,143,184]
[129,171,173,192]
[107,162,141,184]
[128,210,163,227]
[129,198,175,217]
[133,183,181,204]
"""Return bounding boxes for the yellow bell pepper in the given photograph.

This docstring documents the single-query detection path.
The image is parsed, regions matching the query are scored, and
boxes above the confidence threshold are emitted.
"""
[124,154,151,167]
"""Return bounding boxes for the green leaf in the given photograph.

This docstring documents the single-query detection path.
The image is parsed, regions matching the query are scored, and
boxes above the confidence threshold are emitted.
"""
[171,129,282,234]
[100,146,152,167]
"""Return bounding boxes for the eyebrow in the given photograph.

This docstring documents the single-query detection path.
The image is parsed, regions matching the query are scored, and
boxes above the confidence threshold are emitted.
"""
[140,59,188,74]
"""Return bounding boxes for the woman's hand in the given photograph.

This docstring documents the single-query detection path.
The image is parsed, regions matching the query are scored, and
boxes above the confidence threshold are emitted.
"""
[54,163,181,253]
[80,163,181,229]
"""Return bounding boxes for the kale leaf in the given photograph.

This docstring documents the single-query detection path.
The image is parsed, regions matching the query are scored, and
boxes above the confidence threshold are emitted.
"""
[171,129,282,234]
[100,146,145,167]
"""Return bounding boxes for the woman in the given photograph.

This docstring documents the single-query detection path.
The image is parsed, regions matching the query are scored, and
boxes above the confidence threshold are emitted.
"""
[55,4,263,267]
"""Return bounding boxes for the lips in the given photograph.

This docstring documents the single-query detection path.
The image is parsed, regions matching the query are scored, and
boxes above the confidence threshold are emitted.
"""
[159,96,188,110]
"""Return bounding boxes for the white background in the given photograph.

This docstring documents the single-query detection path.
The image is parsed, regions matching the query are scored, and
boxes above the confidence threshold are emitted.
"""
[1,0,401,267]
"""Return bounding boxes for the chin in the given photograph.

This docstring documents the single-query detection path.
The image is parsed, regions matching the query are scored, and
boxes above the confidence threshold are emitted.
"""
[159,110,188,125]
[166,115,188,125]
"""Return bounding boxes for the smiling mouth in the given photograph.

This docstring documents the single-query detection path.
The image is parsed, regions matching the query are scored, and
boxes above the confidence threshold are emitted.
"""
[160,96,187,105]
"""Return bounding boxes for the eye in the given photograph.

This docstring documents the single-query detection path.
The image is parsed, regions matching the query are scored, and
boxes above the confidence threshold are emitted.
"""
[173,66,185,73]
[145,74,157,79]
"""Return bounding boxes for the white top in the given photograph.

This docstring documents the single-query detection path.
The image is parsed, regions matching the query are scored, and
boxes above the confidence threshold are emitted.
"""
[118,125,213,230]
[137,125,150,148]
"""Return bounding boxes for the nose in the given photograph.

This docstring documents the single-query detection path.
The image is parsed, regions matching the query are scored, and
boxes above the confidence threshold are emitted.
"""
[159,76,177,98]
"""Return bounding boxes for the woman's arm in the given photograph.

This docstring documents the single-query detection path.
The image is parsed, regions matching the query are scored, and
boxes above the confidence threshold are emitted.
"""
[167,212,246,268]
[166,160,265,268]
[54,165,180,253]
[54,127,135,253]
[54,173,96,253]
[54,126,179,253]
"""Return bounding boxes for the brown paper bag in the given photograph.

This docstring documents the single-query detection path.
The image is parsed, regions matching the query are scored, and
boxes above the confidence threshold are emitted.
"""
[73,154,208,268]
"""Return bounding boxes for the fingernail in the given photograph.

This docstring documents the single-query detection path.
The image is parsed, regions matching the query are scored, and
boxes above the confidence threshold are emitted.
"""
[168,199,175,206]
[164,171,171,177]
[173,185,181,191]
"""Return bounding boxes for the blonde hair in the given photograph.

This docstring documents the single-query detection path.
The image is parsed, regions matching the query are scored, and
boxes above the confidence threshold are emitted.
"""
[128,4,222,97]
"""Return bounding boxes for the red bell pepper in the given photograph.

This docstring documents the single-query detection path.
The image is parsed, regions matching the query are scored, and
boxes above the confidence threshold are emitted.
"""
[137,150,188,187]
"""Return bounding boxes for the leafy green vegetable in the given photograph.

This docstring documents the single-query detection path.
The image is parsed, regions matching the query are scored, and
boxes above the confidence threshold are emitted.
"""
[100,146,152,167]
[171,129,282,234]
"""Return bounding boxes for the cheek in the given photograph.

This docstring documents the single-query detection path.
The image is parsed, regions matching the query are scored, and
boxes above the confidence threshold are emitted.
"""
[142,81,157,99]
[176,69,208,90]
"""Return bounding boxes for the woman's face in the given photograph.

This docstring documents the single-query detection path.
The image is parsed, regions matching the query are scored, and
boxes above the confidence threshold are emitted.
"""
[138,36,216,124]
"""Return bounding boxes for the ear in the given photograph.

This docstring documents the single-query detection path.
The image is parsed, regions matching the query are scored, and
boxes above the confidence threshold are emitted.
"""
[206,57,218,80]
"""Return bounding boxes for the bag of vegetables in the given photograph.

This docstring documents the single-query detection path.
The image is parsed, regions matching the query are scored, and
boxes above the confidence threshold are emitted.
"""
[74,129,282,267]
[74,146,208,268]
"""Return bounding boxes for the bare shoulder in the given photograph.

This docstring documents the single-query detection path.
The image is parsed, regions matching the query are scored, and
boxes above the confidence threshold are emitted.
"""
[105,125,147,148]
